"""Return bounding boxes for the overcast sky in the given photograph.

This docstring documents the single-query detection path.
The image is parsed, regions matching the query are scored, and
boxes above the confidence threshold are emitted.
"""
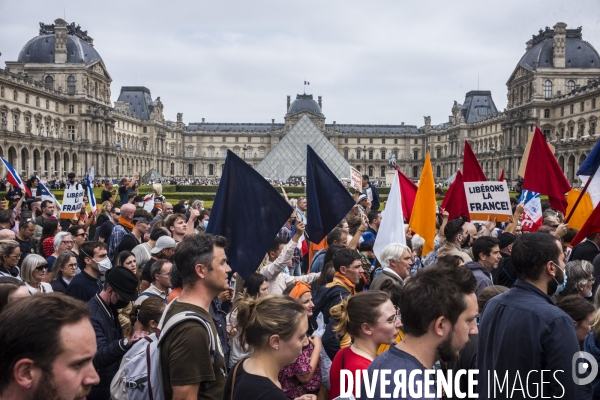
[1,1,599,127]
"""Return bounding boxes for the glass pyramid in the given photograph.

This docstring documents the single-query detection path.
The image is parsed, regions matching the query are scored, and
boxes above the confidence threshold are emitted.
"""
[256,115,352,181]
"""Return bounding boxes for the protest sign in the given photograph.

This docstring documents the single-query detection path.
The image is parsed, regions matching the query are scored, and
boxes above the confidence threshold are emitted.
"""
[464,181,512,222]
[59,186,85,220]
[350,167,362,191]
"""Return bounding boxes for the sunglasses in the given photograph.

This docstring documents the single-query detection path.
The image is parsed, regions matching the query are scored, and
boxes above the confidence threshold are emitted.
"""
[35,264,48,271]
[114,212,121,216]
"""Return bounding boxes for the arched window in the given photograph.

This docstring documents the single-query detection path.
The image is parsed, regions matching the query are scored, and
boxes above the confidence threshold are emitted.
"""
[45,76,53,89]
[208,164,214,175]
[567,80,575,92]
[67,76,76,95]
[412,166,419,178]
[413,150,419,160]
[543,80,552,99]
[356,149,361,159]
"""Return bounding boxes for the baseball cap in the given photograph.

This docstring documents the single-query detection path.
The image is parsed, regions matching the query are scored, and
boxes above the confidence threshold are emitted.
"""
[151,236,177,254]
[358,194,368,202]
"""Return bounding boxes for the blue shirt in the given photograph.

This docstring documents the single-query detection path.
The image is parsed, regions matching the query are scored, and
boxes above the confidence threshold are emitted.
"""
[477,279,590,399]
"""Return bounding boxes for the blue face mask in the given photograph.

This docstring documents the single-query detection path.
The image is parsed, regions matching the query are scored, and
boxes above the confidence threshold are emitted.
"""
[203,220,209,229]
[553,262,567,293]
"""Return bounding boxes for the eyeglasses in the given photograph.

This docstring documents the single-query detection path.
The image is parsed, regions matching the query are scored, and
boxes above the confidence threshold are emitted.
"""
[35,264,48,271]
[9,253,21,259]
[62,240,74,245]
[66,263,78,269]
[74,233,87,237]
[114,212,121,216]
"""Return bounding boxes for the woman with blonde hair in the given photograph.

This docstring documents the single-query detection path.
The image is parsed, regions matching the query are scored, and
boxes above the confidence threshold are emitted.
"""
[328,291,400,400]
[20,254,53,294]
[225,294,313,400]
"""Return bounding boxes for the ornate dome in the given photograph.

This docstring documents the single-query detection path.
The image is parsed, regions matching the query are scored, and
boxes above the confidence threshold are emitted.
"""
[519,26,600,69]
[17,22,102,65]
[287,94,323,116]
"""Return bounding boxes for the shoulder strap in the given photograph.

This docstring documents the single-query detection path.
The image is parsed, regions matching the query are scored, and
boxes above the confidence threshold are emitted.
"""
[158,311,222,363]
[138,292,166,303]
[230,358,246,400]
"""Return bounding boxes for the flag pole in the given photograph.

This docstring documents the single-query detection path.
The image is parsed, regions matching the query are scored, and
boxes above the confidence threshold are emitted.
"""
[565,172,596,223]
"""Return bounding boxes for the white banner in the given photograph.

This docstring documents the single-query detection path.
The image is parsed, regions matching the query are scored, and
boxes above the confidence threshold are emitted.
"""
[59,186,85,220]
[464,181,512,222]
[350,167,362,191]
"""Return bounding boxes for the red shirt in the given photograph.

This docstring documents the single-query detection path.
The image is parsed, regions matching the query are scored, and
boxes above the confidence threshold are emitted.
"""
[329,346,371,399]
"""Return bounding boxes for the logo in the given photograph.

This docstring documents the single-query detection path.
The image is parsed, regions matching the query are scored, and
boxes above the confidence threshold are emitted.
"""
[572,351,598,385]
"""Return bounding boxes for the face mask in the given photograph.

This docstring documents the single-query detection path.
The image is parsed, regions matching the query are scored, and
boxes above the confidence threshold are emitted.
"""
[553,262,567,294]
[96,258,113,273]
[203,220,209,229]
[184,205,189,210]
[460,233,471,248]
[138,202,144,208]
[110,294,129,311]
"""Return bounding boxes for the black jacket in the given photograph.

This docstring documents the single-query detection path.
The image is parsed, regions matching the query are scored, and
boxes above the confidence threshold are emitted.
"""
[491,252,517,288]
[87,294,128,400]
[571,240,600,264]
[311,284,351,360]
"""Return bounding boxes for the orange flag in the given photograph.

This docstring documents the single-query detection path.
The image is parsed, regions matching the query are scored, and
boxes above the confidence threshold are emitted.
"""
[409,153,437,256]
[566,189,594,231]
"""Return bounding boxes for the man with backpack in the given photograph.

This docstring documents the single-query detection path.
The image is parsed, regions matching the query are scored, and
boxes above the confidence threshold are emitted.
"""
[160,233,230,399]
[87,266,146,400]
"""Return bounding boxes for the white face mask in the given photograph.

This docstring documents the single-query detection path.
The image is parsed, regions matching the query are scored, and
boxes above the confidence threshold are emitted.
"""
[138,202,144,208]
[184,205,189,210]
[96,258,112,273]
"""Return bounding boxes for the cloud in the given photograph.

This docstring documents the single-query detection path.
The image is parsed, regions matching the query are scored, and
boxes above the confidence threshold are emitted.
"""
[1,0,599,126]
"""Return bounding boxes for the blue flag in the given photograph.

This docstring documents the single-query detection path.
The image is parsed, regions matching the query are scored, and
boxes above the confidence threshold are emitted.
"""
[578,139,600,176]
[206,150,293,279]
[306,145,356,244]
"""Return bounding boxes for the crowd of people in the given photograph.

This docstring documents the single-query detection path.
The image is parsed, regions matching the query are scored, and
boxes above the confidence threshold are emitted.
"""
[0,171,599,400]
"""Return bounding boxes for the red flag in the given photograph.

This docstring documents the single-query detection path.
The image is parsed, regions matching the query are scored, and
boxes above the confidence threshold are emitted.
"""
[441,170,470,221]
[523,127,571,213]
[462,141,487,182]
[498,169,505,182]
[396,166,417,222]
[570,201,600,246]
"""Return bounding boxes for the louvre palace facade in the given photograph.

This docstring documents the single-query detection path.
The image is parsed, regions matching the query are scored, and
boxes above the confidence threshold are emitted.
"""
[0,19,599,186]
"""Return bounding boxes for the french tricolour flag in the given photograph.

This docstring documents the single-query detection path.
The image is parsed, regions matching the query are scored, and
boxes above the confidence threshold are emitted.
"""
[1,157,31,197]
[86,167,97,216]
[36,176,61,210]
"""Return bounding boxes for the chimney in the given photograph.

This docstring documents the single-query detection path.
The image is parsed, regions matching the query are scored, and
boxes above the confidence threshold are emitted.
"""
[201,118,205,123]
[54,18,68,64]
[271,119,275,124]
[318,96,322,110]
[287,95,291,112]
[553,22,567,68]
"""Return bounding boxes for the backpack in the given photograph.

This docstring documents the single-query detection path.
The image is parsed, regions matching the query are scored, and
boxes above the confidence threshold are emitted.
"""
[110,301,223,400]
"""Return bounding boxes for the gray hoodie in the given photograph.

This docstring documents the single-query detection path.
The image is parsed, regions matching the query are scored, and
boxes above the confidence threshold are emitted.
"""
[465,261,493,296]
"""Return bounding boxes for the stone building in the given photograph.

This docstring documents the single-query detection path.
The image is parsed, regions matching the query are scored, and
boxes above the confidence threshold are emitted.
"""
[1,19,599,187]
